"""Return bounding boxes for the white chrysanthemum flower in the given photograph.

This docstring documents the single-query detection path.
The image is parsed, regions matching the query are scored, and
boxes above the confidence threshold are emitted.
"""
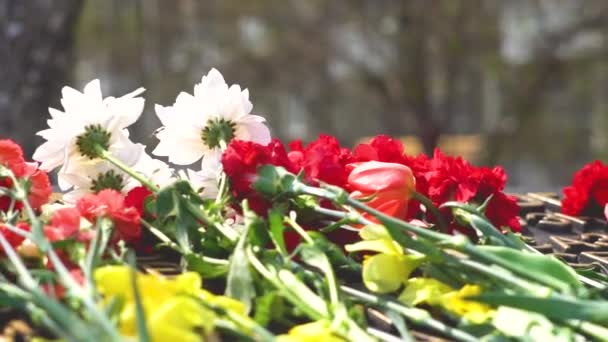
[152,68,271,165]
[133,153,175,189]
[33,79,145,172]
[59,143,175,202]
[187,153,223,199]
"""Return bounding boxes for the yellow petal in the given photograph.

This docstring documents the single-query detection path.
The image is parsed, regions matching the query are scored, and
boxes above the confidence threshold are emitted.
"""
[94,265,132,299]
[175,272,203,295]
[345,239,402,255]
[439,285,494,324]
[277,320,345,342]
[363,254,408,293]
[398,278,453,306]
[148,296,214,342]
[359,224,392,240]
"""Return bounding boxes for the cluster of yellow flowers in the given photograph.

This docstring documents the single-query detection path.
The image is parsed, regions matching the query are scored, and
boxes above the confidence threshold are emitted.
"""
[346,225,494,324]
[94,266,247,341]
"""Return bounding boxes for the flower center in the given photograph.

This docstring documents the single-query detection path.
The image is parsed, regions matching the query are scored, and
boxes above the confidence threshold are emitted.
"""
[76,124,112,159]
[90,170,124,193]
[201,118,236,149]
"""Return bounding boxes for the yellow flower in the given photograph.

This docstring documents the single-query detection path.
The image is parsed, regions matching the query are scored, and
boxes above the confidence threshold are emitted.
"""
[399,278,494,324]
[277,320,345,342]
[94,265,244,341]
[345,225,424,293]
[440,284,493,324]
[398,278,453,306]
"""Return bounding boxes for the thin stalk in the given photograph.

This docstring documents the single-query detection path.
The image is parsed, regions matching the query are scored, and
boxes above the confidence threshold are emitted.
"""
[285,212,313,244]
[340,285,477,342]
[344,195,574,293]
[412,191,448,233]
[184,200,238,242]
[246,247,325,320]
[98,147,159,193]
[565,320,608,342]
[202,300,276,342]
[142,219,230,266]
[455,258,550,296]
[128,251,151,342]
[215,171,228,204]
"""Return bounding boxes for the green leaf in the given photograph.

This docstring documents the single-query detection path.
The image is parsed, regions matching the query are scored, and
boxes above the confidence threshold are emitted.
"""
[277,269,328,319]
[185,253,229,278]
[268,209,287,255]
[226,228,255,314]
[299,244,339,304]
[155,184,178,218]
[478,246,582,291]
[127,251,151,342]
[467,213,514,247]
[253,292,285,326]
[475,293,608,322]
[492,306,576,342]
[385,309,414,342]
[253,165,300,199]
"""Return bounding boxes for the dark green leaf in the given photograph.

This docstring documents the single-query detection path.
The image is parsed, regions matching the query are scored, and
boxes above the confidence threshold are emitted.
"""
[253,165,299,199]
[155,184,178,218]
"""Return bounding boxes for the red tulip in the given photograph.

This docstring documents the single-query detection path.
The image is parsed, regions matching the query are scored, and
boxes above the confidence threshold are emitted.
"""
[348,161,415,221]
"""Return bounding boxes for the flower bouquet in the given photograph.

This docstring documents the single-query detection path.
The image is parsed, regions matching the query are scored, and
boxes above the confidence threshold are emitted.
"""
[1,69,608,342]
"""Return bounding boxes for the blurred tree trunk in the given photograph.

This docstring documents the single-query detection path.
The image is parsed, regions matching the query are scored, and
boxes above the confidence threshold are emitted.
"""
[0,0,84,157]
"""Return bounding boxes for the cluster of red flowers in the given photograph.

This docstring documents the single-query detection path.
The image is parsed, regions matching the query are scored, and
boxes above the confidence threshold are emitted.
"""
[562,160,608,217]
[0,139,52,213]
[1,189,141,297]
[3,189,141,252]
[221,134,521,235]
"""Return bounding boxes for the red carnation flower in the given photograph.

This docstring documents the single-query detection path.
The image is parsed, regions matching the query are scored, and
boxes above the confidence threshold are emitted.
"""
[77,189,141,244]
[424,149,520,232]
[0,140,28,177]
[353,135,407,164]
[44,208,81,242]
[0,222,29,255]
[222,139,296,215]
[0,140,51,212]
[288,135,353,188]
[562,160,608,216]
[125,186,153,217]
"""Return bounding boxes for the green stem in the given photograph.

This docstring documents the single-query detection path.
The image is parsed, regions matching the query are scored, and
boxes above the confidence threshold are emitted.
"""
[412,191,449,233]
[340,285,477,342]
[185,200,238,242]
[284,212,313,244]
[246,247,325,320]
[565,320,608,342]
[97,147,160,193]
[304,185,578,294]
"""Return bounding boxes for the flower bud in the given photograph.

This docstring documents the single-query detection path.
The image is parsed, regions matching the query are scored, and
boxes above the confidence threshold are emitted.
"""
[347,161,415,220]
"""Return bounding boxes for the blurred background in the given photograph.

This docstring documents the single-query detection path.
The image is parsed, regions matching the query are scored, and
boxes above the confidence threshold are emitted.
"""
[2,0,608,192]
